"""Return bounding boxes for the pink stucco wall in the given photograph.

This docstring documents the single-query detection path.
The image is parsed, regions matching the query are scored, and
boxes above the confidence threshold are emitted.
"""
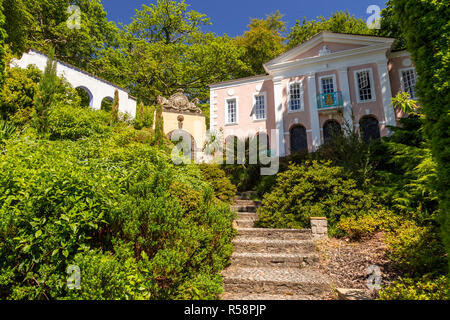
[347,63,389,136]
[281,76,313,153]
[212,43,415,156]
[389,53,415,121]
[214,79,275,140]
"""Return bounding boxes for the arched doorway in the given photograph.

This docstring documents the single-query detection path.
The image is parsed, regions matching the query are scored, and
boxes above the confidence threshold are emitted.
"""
[360,116,381,143]
[75,86,93,108]
[323,120,342,143]
[101,97,113,112]
[290,125,308,153]
[168,129,196,160]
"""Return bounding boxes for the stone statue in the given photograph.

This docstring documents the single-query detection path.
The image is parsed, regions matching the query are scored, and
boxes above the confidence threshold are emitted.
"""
[157,89,203,114]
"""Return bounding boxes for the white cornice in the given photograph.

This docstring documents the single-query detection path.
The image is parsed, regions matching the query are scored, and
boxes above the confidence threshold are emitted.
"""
[209,75,271,90]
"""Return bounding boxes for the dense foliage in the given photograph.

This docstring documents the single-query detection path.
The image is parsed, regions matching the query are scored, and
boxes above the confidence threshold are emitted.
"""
[0,1,5,89]
[391,0,450,277]
[235,11,286,76]
[198,164,237,204]
[0,109,235,300]
[256,161,390,236]
[287,11,373,49]
[0,0,447,301]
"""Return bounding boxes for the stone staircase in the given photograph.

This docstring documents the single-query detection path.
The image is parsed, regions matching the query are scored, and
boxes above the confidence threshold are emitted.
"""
[221,195,331,300]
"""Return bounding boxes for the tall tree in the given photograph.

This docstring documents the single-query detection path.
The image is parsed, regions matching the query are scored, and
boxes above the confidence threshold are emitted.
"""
[33,47,57,134]
[391,0,450,273]
[110,89,119,125]
[154,104,164,146]
[2,0,32,56]
[287,11,373,49]
[94,0,247,104]
[235,11,287,76]
[2,0,119,70]
[377,1,407,50]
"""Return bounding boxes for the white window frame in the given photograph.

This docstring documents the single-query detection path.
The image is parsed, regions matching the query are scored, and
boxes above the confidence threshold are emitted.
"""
[225,97,238,125]
[399,67,418,100]
[318,74,337,94]
[253,92,267,121]
[354,68,376,104]
[287,80,305,113]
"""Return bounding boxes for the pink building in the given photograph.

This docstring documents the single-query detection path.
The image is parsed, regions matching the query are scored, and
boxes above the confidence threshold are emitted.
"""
[209,32,418,156]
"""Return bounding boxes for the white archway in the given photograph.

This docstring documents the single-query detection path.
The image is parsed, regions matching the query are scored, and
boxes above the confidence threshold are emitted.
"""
[11,49,137,117]
[75,86,94,108]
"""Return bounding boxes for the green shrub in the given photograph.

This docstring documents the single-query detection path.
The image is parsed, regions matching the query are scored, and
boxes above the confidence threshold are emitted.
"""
[134,103,155,130]
[199,164,237,203]
[256,161,383,235]
[379,275,449,300]
[385,220,447,276]
[337,209,401,240]
[1,66,41,124]
[255,175,278,198]
[313,126,374,187]
[0,130,235,300]
[48,105,111,140]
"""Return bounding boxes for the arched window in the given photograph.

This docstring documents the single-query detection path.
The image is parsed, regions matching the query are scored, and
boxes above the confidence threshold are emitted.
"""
[101,97,113,112]
[323,120,342,143]
[360,116,381,143]
[290,125,308,153]
[75,86,93,107]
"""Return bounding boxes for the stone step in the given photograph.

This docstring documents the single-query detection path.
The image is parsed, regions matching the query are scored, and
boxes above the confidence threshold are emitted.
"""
[237,212,258,221]
[236,228,312,240]
[231,205,259,213]
[235,219,256,228]
[233,238,316,254]
[222,267,330,296]
[234,199,261,206]
[221,293,320,301]
[235,192,258,200]
[231,252,319,268]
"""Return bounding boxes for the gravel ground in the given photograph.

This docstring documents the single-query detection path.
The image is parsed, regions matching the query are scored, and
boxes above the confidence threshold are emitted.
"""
[316,232,401,299]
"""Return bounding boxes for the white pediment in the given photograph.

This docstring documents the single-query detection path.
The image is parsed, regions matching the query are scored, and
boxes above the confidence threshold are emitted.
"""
[264,31,395,69]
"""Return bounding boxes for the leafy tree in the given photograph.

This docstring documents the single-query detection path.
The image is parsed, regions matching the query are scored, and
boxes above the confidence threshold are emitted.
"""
[3,0,119,70]
[287,11,373,49]
[235,11,286,76]
[33,47,58,134]
[377,1,407,50]
[127,0,210,44]
[94,0,247,104]
[1,0,32,55]
[154,104,164,146]
[390,0,450,273]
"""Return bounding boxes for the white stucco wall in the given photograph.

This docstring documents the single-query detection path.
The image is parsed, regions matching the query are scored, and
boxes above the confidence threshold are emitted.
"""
[11,50,137,118]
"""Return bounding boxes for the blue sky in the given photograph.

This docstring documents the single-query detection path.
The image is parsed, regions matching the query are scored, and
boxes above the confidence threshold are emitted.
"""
[103,0,387,37]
